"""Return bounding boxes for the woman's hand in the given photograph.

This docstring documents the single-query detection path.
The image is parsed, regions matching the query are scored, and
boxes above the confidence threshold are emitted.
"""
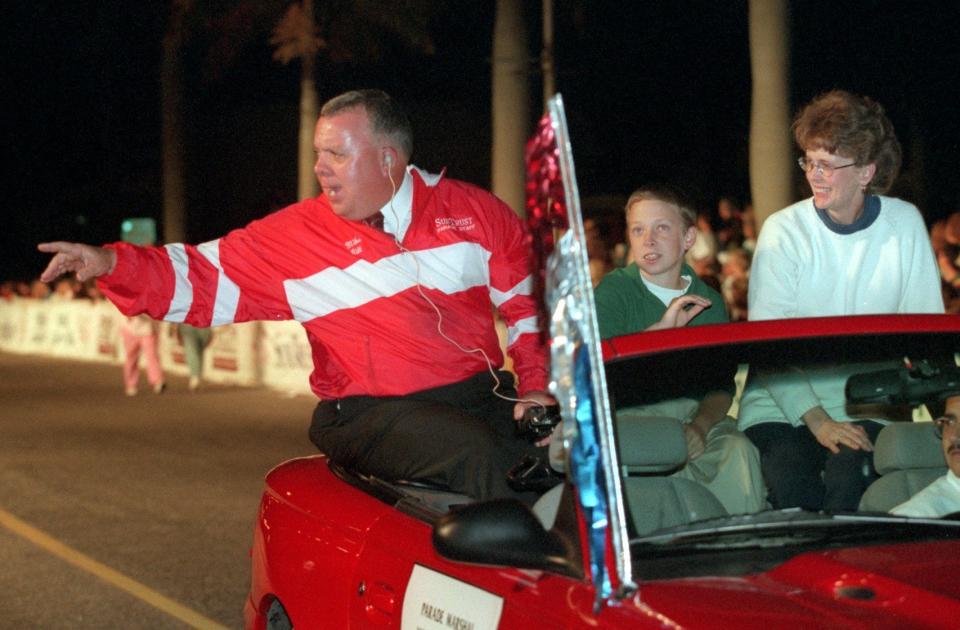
[803,406,873,454]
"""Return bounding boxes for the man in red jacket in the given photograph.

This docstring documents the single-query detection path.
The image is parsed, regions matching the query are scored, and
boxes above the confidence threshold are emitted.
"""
[39,89,553,501]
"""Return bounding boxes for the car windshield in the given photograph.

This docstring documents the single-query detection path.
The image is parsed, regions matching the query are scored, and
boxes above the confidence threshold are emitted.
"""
[601,316,960,579]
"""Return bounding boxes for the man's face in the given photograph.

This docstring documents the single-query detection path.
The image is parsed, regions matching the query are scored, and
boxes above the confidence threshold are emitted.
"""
[627,199,696,289]
[313,108,392,221]
[941,396,960,477]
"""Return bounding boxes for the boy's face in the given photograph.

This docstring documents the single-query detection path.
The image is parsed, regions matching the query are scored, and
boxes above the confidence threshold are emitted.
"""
[627,199,696,289]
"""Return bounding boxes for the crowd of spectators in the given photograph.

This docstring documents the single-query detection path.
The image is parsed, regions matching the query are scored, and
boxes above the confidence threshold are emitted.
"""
[1,278,104,303]
[931,211,960,314]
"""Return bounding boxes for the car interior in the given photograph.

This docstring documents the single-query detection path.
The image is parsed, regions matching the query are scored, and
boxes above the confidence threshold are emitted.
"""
[616,413,727,536]
[604,327,958,535]
[859,420,947,512]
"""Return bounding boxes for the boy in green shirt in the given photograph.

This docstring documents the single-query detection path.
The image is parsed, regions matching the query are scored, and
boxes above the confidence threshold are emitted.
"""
[594,185,764,514]
[595,187,727,337]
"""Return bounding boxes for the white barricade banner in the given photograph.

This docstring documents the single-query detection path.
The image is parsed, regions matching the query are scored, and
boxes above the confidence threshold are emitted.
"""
[158,322,191,377]
[46,300,92,360]
[259,320,314,396]
[90,301,121,363]
[1,300,311,397]
[20,301,54,355]
[0,300,26,352]
[204,321,260,386]
[158,322,260,385]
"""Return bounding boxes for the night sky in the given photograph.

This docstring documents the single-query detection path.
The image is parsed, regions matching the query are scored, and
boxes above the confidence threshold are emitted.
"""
[5,1,960,281]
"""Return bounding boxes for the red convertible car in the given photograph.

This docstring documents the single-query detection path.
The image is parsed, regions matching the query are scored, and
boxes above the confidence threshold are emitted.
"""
[244,314,960,630]
[244,97,960,629]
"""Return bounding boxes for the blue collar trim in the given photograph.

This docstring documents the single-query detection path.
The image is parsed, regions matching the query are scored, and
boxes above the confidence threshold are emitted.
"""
[815,195,880,234]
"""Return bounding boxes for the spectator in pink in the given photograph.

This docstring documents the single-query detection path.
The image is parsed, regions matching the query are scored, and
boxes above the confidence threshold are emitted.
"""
[119,313,165,396]
[116,236,166,396]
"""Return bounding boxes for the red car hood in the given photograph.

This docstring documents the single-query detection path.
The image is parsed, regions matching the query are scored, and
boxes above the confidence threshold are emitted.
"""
[632,540,960,629]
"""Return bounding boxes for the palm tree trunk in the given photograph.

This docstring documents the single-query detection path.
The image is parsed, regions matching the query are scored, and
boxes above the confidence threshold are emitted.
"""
[491,0,530,216]
[297,0,319,201]
[160,4,188,244]
[541,0,555,107]
[748,0,792,231]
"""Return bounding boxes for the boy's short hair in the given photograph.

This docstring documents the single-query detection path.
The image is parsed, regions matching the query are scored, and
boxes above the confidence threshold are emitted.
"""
[624,184,697,230]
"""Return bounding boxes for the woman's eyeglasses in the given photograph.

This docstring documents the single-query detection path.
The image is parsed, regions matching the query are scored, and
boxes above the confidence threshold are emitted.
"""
[797,156,856,177]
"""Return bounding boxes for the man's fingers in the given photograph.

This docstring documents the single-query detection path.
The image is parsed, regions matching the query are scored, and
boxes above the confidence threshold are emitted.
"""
[38,243,80,282]
[75,266,95,283]
[37,241,77,255]
[37,242,114,282]
[39,253,78,283]
[39,260,62,283]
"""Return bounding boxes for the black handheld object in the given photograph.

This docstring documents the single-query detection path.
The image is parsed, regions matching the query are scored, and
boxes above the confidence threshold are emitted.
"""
[846,360,960,406]
[516,404,562,441]
[506,455,563,493]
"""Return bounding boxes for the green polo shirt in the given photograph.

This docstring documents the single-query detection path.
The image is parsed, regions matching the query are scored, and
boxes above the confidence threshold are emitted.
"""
[594,262,728,340]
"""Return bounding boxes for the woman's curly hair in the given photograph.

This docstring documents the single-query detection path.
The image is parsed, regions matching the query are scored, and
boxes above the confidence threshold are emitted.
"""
[792,90,902,195]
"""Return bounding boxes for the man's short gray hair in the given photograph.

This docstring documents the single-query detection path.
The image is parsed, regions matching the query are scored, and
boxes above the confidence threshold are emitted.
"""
[321,89,413,159]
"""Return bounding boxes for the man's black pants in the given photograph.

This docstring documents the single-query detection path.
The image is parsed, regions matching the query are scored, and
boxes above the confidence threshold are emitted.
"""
[309,371,544,502]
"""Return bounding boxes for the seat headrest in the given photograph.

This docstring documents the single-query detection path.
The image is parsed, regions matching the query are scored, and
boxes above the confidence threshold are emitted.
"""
[874,422,944,475]
[615,413,687,473]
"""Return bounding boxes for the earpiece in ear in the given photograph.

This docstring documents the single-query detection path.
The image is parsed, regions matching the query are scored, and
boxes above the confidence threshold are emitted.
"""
[384,153,393,167]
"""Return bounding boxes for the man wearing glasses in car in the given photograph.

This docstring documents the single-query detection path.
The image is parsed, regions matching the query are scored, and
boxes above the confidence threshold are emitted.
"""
[891,396,960,518]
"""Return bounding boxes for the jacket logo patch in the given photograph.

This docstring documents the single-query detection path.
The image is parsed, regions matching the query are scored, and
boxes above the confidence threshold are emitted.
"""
[435,217,475,233]
[344,237,362,255]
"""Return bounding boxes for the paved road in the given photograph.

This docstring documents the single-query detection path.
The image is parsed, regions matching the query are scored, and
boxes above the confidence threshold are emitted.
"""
[0,352,318,629]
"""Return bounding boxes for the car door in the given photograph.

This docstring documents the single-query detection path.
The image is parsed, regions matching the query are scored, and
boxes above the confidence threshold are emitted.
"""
[348,506,592,629]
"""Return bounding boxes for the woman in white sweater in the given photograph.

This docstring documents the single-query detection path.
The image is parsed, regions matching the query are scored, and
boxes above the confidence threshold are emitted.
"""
[742,90,944,512]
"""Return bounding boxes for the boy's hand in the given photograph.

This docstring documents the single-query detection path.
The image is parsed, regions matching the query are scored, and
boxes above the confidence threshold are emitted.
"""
[647,294,712,330]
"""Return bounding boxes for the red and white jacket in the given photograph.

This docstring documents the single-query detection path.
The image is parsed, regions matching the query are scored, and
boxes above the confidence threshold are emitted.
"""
[98,167,548,399]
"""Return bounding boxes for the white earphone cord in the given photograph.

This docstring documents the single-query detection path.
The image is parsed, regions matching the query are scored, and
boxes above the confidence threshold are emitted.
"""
[384,166,543,410]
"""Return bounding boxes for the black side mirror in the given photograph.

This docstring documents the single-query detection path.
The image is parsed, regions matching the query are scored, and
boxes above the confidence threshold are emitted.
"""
[432,499,577,576]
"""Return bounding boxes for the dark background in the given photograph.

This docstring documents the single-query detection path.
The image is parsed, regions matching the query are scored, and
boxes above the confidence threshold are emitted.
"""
[4,1,959,281]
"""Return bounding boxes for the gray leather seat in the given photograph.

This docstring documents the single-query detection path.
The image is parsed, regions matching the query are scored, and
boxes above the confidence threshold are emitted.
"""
[859,422,946,512]
[616,413,727,535]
